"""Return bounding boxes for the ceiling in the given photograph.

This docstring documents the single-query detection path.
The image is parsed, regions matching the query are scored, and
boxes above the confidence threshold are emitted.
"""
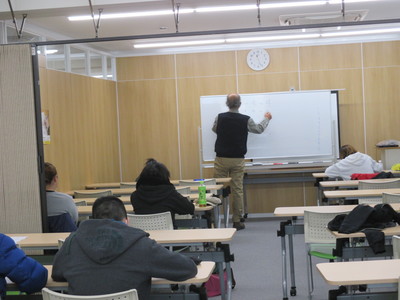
[1,0,400,57]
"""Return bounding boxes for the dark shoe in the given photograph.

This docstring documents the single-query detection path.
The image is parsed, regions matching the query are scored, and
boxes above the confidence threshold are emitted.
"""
[233,222,245,230]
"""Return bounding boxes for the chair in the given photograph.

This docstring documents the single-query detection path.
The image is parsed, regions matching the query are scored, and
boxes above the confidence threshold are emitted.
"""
[75,200,87,206]
[48,213,77,233]
[127,211,174,231]
[358,179,400,204]
[74,190,112,198]
[41,288,138,300]
[176,186,191,195]
[393,235,400,259]
[120,182,136,188]
[382,192,400,204]
[304,210,344,299]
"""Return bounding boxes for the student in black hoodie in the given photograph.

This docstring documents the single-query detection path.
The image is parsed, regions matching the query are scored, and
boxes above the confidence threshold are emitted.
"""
[131,158,195,227]
[52,196,197,299]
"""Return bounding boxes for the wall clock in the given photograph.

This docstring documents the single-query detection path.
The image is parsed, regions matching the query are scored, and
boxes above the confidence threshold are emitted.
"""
[246,48,270,71]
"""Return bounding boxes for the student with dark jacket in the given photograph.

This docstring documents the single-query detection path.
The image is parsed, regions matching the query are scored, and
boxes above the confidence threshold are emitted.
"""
[0,234,48,298]
[131,158,195,227]
[52,196,197,299]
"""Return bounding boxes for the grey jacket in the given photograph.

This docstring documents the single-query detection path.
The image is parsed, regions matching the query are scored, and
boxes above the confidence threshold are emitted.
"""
[52,219,197,299]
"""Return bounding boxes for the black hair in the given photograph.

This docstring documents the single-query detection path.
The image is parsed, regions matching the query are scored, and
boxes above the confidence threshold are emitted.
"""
[135,158,171,188]
[92,196,127,221]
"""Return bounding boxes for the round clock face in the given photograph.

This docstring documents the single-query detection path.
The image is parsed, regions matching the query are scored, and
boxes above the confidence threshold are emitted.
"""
[247,49,270,71]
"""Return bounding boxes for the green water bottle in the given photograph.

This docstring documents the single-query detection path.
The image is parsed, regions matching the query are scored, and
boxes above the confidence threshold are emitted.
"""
[198,181,207,207]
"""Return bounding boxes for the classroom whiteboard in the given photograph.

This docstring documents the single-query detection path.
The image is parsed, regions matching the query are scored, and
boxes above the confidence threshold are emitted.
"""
[200,90,340,162]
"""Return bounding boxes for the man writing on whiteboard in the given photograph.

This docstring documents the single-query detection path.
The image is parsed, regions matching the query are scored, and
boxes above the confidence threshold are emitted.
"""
[212,93,272,230]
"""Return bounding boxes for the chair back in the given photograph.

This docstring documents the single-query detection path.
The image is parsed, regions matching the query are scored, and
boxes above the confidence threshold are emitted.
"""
[74,190,112,198]
[74,200,87,206]
[178,178,216,186]
[127,211,174,230]
[176,186,191,195]
[393,235,400,259]
[358,179,400,204]
[120,182,136,188]
[304,210,344,244]
[382,192,400,204]
[41,288,138,300]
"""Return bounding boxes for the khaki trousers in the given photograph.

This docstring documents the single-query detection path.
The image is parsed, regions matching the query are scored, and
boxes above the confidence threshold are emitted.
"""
[214,156,244,223]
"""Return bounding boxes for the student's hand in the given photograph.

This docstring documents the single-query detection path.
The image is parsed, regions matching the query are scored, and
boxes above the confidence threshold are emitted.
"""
[265,112,272,120]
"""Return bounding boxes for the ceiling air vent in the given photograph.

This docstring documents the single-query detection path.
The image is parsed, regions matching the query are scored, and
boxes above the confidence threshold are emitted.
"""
[279,10,368,26]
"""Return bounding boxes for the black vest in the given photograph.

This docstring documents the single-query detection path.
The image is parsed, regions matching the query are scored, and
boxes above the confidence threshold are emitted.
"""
[215,112,250,158]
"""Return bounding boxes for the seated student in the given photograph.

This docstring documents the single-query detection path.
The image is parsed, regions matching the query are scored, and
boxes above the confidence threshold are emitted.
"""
[45,162,78,231]
[325,144,383,180]
[0,233,47,298]
[131,158,195,227]
[51,196,197,299]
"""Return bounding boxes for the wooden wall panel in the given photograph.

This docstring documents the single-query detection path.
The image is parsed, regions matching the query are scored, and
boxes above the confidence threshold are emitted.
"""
[118,79,179,181]
[300,69,366,154]
[299,44,362,71]
[363,41,400,67]
[364,67,400,157]
[238,72,299,94]
[176,51,236,77]
[41,69,119,192]
[177,76,236,179]
[116,55,175,81]
[237,47,299,74]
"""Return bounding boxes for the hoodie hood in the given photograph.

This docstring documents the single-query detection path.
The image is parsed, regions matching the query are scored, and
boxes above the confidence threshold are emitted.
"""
[134,184,176,204]
[345,152,369,166]
[72,219,148,264]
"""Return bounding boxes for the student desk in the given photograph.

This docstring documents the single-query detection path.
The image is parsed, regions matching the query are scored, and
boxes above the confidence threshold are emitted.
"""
[7,228,236,300]
[274,204,400,300]
[324,188,400,200]
[329,225,400,260]
[7,262,216,300]
[317,259,400,299]
[85,177,232,189]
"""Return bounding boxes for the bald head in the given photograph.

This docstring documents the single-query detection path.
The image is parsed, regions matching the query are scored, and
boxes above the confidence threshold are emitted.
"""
[226,93,241,109]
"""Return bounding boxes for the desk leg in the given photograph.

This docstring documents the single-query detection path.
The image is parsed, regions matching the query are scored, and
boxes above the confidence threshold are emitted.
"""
[213,205,221,228]
[288,233,296,297]
[223,196,230,228]
[225,261,233,300]
[280,233,289,300]
[218,262,227,300]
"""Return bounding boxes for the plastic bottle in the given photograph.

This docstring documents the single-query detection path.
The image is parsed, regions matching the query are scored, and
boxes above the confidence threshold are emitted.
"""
[198,180,207,207]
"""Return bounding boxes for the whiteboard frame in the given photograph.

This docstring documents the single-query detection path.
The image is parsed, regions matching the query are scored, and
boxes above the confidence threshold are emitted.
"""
[199,90,341,164]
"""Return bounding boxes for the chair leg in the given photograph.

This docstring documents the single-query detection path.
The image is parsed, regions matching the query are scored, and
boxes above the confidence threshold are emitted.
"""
[306,252,314,299]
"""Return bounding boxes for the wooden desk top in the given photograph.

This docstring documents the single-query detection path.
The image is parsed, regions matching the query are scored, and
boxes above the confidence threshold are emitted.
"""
[44,262,215,286]
[324,188,400,198]
[85,178,232,190]
[312,172,327,178]
[274,203,400,217]
[330,225,400,239]
[77,204,213,216]
[317,259,400,286]
[6,228,236,249]
[320,178,400,188]
[68,185,224,196]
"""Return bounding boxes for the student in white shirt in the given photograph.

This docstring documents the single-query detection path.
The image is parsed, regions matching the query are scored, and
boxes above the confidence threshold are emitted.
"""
[325,144,383,180]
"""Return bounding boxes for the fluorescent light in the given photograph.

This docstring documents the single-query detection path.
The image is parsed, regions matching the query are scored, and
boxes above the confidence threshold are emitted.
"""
[45,49,58,54]
[195,5,255,13]
[321,27,400,37]
[260,1,326,8]
[69,9,194,21]
[226,33,320,43]
[134,39,225,48]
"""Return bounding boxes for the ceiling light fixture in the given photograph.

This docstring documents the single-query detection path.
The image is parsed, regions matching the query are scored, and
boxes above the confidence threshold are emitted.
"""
[68,0,378,21]
[226,33,321,43]
[134,39,225,48]
[321,27,400,37]
[68,9,194,21]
